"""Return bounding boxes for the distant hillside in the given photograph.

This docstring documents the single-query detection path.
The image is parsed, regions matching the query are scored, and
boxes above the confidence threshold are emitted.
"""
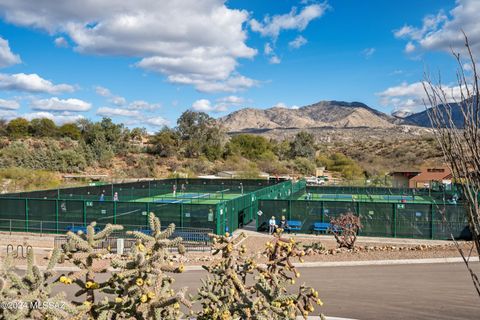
[220,101,397,132]
[403,102,467,128]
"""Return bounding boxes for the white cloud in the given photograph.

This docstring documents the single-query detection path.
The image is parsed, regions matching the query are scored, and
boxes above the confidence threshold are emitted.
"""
[362,47,376,58]
[0,0,257,92]
[273,102,299,109]
[31,97,91,112]
[0,73,74,94]
[23,111,84,124]
[394,1,480,55]
[0,36,21,68]
[194,75,258,93]
[264,43,273,55]
[0,98,19,109]
[191,98,233,113]
[269,56,281,64]
[404,42,416,53]
[289,35,308,49]
[129,100,160,110]
[54,36,69,48]
[0,109,17,119]
[95,86,111,97]
[96,107,141,118]
[95,85,128,106]
[250,3,327,39]
[217,95,244,104]
[377,81,467,113]
[96,106,168,127]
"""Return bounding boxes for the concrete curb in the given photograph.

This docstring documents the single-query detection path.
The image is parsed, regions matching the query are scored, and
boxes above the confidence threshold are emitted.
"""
[14,256,479,272]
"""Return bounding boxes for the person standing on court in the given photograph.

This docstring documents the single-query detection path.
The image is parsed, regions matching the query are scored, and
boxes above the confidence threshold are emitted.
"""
[181,183,186,194]
[99,192,105,202]
[113,192,119,201]
[173,184,177,197]
[269,216,277,234]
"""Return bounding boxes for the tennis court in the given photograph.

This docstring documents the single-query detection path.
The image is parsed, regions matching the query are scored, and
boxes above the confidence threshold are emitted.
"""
[132,189,244,205]
[293,192,435,204]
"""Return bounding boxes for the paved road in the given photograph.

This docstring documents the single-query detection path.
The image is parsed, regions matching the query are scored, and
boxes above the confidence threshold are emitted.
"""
[49,262,479,320]
[173,263,480,320]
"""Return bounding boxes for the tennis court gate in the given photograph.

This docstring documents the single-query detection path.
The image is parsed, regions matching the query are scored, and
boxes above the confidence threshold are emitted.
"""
[257,199,469,240]
[0,178,297,235]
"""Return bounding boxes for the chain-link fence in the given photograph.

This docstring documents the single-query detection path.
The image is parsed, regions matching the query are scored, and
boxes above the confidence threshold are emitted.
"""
[257,199,469,240]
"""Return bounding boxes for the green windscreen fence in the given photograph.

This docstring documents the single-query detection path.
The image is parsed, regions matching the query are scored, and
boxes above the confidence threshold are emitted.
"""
[258,199,468,240]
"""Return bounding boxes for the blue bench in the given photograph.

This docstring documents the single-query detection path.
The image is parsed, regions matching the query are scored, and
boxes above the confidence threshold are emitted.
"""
[65,226,100,233]
[313,222,331,234]
[287,220,302,232]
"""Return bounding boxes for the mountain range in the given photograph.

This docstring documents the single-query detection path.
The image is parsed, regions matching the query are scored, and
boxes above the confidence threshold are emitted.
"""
[220,100,430,133]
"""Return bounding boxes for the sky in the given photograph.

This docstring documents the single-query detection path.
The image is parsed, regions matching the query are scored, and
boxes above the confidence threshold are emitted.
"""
[0,0,477,131]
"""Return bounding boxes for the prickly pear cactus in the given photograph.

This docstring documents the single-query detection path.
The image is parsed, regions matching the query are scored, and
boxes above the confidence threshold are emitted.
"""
[59,221,123,318]
[0,248,76,320]
[100,212,191,319]
[196,231,324,320]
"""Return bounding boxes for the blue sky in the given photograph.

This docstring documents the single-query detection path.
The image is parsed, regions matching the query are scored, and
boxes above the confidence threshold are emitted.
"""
[0,0,476,130]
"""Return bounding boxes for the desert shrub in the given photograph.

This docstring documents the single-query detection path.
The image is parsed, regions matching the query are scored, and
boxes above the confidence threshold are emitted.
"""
[290,131,316,159]
[329,213,362,249]
[29,118,57,137]
[0,167,61,192]
[58,123,81,140]
[291,157,316,176]
[6,118,29,138]
[196,232,323,319]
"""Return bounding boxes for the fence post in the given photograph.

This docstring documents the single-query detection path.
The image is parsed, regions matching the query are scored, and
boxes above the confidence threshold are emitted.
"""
[180,203,184,228]
[83,200,87,226]
[146,203,150,227]
[9,219,12,236]
[40,221,43,237]
[430,203,434,240]
[55,199,59,234]
[25,198,29,232]
[321,201,324,223]
[393,203,397,238]
[113,201,117,224]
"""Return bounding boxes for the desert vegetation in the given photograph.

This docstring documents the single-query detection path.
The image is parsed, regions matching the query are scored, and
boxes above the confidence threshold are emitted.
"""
[0,213,323,320]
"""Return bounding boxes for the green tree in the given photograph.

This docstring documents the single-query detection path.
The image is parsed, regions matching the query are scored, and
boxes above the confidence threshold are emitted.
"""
[273,139,291,161]
[58,123,81,140]
[291,157,316,175]
[29,118,57,137]
[177,110,225,160]
[225,134,273,160]
[148,127,180,157]
[290,131,316,159]
[6,117,30,138]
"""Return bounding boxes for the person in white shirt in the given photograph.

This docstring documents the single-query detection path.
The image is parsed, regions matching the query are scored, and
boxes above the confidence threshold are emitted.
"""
[269,216,277,234]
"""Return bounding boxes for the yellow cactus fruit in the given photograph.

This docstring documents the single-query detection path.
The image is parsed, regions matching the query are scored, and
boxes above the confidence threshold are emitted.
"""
[145,279,152,285]
[308,305,314,312]
[65,278,73,285]
[289,238,295,244]
[137,243,146,252]
[178,264,185,273]
[147,292,156,299]
[136,278,144,286]
[295,272,301,278]
[85,281,94,289]
[225,232,230,237]
[59,276,67,283]
[299,258,305,263]
[173,302,180,309]
[83,301,92,307]
[313,291,319,298]
[140,294,148,303]
[303,311,309,317]
[316,298,324,306]
[115,297,123,303]
[290,279,295,285]
[107,245,111,252]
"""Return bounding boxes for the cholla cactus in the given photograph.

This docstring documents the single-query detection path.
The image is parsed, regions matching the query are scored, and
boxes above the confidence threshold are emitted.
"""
[196,231,323,320]
[0,248,76,320]
[59,221,123,318]
[99,212,191,319]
